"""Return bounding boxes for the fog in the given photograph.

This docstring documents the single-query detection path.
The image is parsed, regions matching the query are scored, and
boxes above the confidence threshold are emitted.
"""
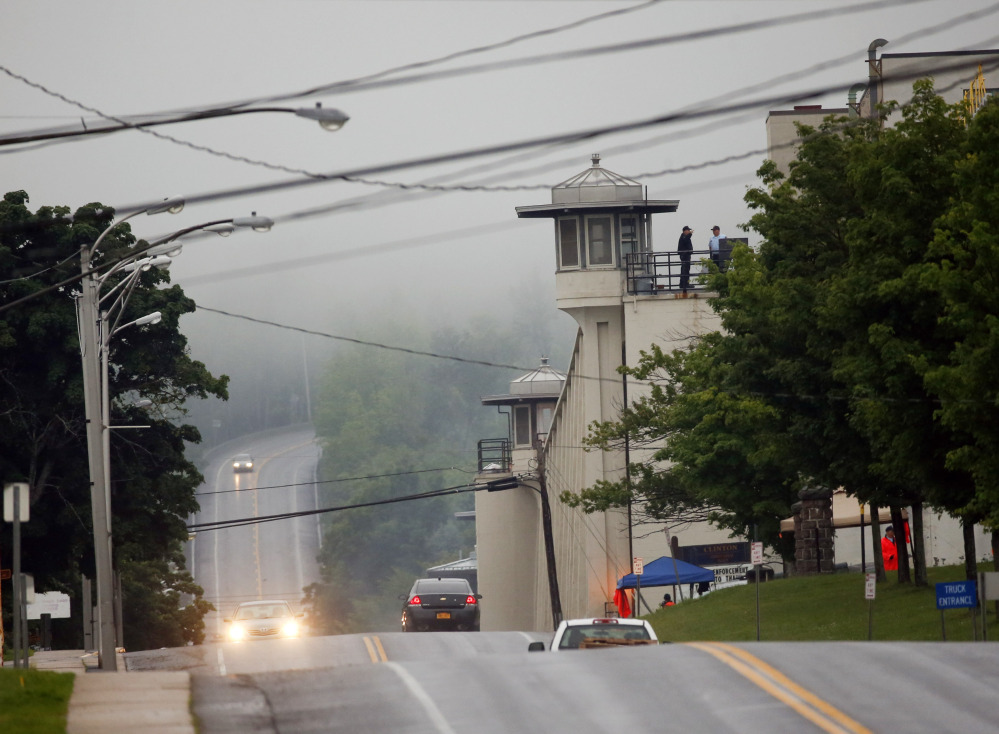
[3,0,995,411]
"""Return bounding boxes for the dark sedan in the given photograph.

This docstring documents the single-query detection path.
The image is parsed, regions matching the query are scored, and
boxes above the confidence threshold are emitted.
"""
[400,578,481,632]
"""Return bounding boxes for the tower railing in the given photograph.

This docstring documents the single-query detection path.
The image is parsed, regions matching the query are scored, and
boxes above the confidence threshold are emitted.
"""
[477,438,511,473]
[624,249,725,294]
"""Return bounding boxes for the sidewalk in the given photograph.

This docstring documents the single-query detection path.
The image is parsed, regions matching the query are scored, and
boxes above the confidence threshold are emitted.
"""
[28,649,196,734]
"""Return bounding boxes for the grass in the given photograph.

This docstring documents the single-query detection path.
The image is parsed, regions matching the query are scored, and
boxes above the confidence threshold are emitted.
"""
[0,669,75,734]
[2,647,34,662]
[646,563,998,642]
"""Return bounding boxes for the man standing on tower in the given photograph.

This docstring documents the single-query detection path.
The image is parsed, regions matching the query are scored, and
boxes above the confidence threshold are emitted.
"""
[709,225,726,272]
[677,226,693,293]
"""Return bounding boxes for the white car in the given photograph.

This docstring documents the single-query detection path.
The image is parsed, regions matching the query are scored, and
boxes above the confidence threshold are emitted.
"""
[225,600,302,641]
[232,453,254,473]
[528,617,658,651]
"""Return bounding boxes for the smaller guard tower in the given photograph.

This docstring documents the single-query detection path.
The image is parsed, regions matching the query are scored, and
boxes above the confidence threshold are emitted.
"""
[478,357,565,475]
[475,359,565,631]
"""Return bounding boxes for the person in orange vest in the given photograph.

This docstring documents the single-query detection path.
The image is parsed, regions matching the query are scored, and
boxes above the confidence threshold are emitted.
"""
[881,526,898,571]
[660,593,675,608]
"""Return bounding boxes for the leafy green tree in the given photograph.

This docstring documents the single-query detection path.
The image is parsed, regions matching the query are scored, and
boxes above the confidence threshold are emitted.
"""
[918,97,999,556]
[0,192,224,648]
[572,83,998,583]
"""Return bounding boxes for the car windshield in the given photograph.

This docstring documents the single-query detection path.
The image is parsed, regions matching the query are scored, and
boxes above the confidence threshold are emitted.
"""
[558,624,650,649]
[235,604,290,620]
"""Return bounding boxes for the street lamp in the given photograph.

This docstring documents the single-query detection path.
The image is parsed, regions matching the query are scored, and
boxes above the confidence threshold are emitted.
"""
[76,202,271,670]
[0,103,349,147]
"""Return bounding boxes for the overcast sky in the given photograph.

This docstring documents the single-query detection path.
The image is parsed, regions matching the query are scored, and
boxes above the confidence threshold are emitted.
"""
[3,0,997,371]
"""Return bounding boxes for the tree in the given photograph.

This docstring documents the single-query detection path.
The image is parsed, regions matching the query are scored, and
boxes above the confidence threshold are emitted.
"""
[0,192,225,648]
[572,83,999,583]
[918,97,999,562]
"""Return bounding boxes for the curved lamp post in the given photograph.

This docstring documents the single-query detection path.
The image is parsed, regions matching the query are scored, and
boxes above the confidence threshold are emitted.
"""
[0,103,349,147]
[77,201,271,670]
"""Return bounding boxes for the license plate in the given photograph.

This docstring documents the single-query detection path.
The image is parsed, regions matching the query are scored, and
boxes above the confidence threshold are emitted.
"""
[436,612,451,620]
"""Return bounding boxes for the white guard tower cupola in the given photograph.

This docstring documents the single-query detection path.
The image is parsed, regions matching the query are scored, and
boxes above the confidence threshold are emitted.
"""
[515,154,678,311]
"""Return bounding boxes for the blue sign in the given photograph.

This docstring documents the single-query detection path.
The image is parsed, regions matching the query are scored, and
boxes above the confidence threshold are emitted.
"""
[936,580,977,610]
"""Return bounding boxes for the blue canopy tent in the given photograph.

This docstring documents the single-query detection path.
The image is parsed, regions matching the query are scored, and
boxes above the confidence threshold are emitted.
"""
[616,556,715,589]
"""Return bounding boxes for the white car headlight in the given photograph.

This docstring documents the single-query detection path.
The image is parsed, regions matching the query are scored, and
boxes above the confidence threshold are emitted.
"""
[228,623,246,641]
[281,620,299,638]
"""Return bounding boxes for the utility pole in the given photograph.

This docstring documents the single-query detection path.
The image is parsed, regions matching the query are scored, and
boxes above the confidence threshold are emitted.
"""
[77,249,117,671]
[534,443,563,629]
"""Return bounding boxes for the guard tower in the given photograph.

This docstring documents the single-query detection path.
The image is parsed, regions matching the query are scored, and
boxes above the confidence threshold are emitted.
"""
[475,157,722,631]
[515,153,681,308]
[475,359,565,631]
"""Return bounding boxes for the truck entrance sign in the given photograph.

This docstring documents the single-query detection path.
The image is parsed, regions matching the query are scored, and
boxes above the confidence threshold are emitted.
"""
[936,580,977,609]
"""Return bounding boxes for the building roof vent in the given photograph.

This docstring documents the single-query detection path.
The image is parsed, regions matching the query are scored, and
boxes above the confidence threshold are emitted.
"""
[551,154,644,205]
[509,357,567,396]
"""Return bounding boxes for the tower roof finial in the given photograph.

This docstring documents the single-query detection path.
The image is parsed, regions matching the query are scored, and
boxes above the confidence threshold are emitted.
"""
[591,153,601,167]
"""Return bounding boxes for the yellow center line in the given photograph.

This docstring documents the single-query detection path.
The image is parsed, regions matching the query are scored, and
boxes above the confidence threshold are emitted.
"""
[253,488,262,599]
[247,438,315,599]
[685,642,872,734]
[362,635,388,663]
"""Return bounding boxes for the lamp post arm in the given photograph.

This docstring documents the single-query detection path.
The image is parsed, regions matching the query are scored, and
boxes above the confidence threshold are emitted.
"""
[101,269,147,343]
[0,105,347,147]
[86,209,146,263]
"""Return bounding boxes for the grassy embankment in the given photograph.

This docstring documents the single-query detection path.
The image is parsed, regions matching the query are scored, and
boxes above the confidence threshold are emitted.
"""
[646,562,997,642]
[0,668,74,734]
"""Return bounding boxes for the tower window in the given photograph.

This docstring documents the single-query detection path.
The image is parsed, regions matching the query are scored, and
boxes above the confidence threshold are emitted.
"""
[620,215,639,257]
[586,216,613,266]
[514,405,532,447]
[558,218,580,269]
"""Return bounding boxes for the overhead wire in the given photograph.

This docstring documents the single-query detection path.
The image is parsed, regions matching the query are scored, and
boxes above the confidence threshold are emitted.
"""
[109,51,999,216]
[196,465,465,497]
[0,0,951,194]
[192,0,927,108]
[0,0,910,149]
[3,38,997,316]
[188,480,490,532]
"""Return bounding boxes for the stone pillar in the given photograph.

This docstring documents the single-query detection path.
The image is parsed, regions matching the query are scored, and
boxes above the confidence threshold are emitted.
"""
[795,486,835,575]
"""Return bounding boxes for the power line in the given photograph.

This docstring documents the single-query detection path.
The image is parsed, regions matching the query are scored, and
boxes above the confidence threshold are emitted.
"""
[0,0,665,160]
[3,55,996,312]
[113,52,999,216]
[196,466,463,497]
[0,0,902,151]
[187,479,504,533]
[195,305,534,373]
[216,0,924,108]
[0,0,947,195]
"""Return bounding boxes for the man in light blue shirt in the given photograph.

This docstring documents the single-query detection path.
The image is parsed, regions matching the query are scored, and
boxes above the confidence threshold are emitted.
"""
[709,225,726,271]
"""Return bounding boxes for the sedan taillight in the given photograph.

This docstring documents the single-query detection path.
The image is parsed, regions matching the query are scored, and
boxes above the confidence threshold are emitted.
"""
[465,595,477,605]
[408,595,422,605]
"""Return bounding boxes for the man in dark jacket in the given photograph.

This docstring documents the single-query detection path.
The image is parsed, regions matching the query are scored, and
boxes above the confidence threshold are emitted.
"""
[678,226,693,292]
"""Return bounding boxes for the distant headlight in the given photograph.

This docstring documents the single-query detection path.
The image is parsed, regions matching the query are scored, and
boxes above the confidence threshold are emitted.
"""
[281,621,299,638]
[228,623,246,641]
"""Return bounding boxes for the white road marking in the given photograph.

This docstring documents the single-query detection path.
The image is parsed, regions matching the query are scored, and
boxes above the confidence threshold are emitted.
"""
[216,646,226,676]
[292,463,304,594]
[384,662,457,734]
[211,458,230,640]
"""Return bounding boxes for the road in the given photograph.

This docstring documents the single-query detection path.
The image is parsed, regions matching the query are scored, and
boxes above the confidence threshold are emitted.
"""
[173,429,997,732]
[125,632,998,734]
[188,426,322,641]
